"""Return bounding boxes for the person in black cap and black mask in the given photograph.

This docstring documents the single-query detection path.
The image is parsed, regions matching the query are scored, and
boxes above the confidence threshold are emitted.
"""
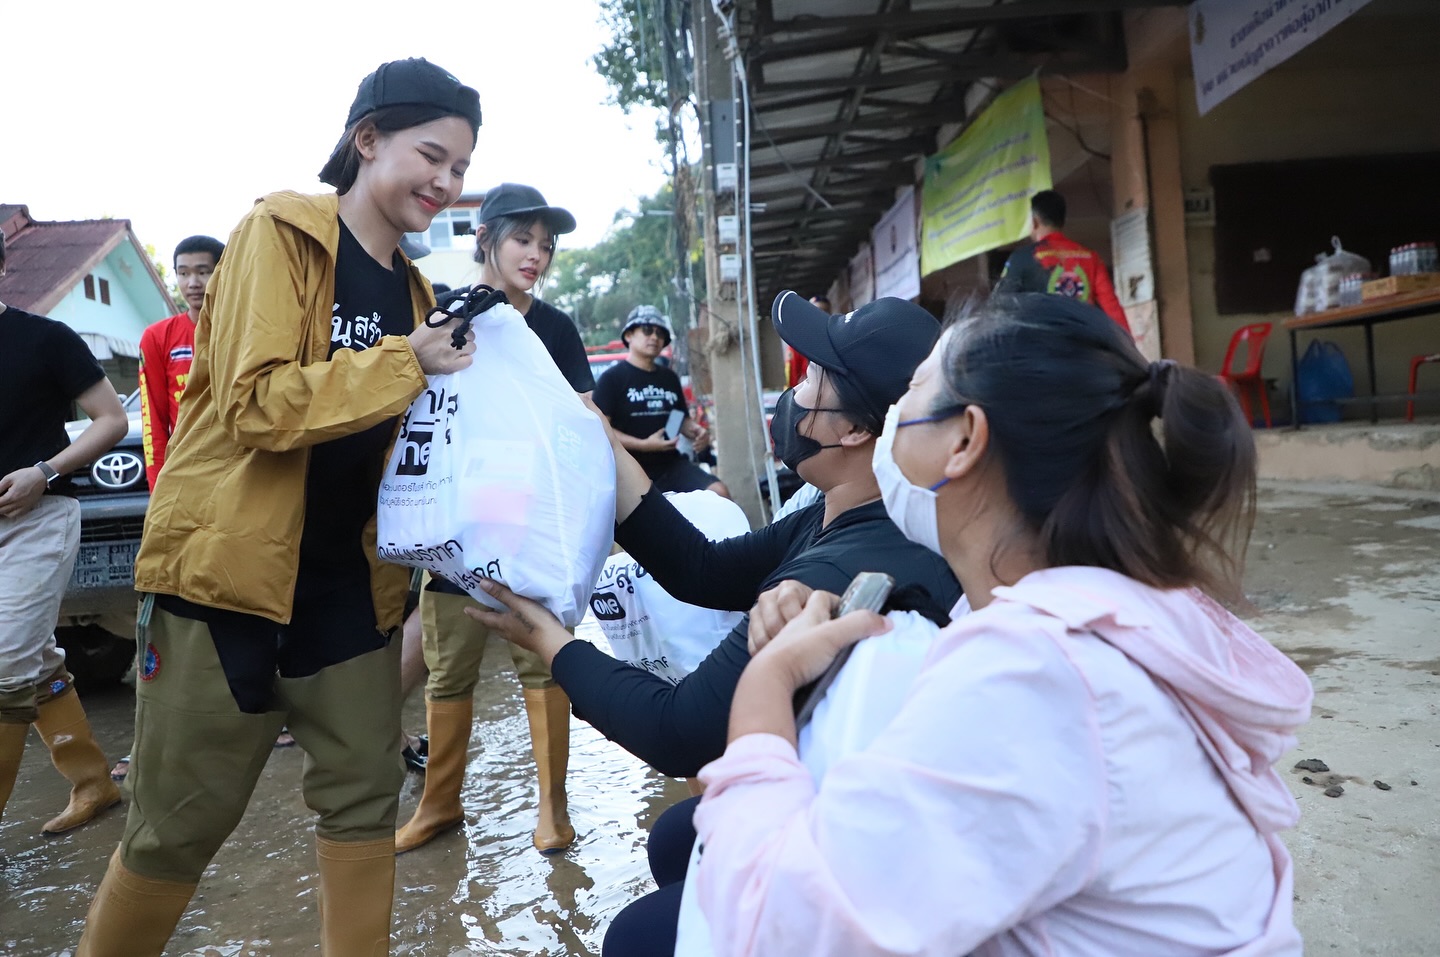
[77,58,481,956]
[463,291,963,957]
[396,183,593,857]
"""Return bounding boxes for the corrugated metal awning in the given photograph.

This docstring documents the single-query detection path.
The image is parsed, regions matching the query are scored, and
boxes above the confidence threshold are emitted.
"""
[79,332,141,361]
[732,0,1185,302]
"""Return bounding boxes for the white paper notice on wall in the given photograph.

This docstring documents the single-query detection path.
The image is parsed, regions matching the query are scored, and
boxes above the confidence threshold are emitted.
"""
[1111,207,1155,308]
[849,243,875,308]
[871,187,921,301]
[1189,0,1374,116]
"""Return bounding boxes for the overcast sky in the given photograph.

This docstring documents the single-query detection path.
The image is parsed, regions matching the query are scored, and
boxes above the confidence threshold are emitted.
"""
[2,0,667,267]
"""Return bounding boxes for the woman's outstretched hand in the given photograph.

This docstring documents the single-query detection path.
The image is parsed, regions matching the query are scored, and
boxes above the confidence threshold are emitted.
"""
[463,579,574,665]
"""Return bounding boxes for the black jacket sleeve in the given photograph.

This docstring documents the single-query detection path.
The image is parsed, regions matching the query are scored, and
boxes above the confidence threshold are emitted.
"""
[551,623,753,778]
[549,555,860,778]
[995,242,1045,295]
[615,487,808,611]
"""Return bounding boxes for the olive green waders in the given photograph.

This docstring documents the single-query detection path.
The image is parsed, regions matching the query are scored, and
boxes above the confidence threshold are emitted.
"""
[78,604,404,956]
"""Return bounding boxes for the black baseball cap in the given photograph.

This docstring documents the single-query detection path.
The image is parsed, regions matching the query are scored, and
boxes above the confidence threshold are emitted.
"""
[345,58,481,133]
[772,290,941,429]
[322,59,481,190]
[480,183,576,236]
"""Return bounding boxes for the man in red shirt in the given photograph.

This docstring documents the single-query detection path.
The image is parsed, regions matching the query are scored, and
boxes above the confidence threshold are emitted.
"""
[997,191,1131,335]
[139,236,224,489]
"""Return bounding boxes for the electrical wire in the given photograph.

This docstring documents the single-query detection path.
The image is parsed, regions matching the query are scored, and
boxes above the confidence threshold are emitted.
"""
[738,53,782,518]
[711,0,780,519]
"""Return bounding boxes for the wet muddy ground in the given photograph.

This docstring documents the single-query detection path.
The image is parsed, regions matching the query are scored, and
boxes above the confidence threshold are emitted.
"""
[3,481,1438,955]
[3,624,688,956]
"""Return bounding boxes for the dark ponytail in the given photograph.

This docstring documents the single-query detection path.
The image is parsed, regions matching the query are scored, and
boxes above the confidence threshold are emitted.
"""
[933,293,1256,597]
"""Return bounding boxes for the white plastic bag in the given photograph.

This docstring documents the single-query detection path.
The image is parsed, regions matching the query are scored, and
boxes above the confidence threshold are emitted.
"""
[590,490,751,683]
[674,610,943,956]
[1295,236,1371,315]
[376,301,616,628]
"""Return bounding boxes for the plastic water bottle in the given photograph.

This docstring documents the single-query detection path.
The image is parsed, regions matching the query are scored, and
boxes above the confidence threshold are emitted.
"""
[1420,242,1437,275]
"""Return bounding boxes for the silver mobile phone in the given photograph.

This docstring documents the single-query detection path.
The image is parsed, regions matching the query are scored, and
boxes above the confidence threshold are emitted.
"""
[794,572,894,729]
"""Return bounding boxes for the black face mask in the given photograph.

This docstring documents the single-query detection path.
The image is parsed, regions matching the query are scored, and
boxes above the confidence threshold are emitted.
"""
[770,388,847,472]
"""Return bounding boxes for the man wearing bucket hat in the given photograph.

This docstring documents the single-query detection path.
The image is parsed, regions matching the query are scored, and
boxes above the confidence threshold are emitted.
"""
[593,304,726,496]
[468,290,962,956]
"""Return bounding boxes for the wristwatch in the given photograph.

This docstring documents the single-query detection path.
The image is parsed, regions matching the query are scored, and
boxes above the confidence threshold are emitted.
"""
[34,461,60,485]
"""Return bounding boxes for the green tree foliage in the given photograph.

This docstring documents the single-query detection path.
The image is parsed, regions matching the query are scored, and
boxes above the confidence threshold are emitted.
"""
[544,184,694,347]
[593,0,693,115]
[145,242,186,312]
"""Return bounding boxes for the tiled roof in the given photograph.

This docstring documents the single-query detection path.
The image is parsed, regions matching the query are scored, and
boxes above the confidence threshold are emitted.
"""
[0,213,128,313]
[0,204,28,230]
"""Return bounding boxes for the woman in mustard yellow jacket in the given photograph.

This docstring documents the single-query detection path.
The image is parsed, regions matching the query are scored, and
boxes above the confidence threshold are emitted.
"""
[78,59,481,957]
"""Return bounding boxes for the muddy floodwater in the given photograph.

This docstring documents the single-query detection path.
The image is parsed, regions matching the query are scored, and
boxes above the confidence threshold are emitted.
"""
[3,481,1439,955]
[3,618,689,956]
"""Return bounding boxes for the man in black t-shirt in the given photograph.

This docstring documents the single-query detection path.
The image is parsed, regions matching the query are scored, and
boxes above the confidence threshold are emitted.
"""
[0,228,130,834]
[593,305,729,497]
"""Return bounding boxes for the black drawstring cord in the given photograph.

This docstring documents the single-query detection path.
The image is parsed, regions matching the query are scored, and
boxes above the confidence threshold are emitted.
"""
[424,284,511,350]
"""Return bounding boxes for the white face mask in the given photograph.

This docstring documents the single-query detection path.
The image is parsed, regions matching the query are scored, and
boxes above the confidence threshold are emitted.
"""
[872,403,951,557]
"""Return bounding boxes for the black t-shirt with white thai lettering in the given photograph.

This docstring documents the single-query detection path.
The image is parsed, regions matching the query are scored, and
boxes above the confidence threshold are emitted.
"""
[297,221,414,578]
[524,298,595,393]
[592,360,688,474]
[0,306,107,496]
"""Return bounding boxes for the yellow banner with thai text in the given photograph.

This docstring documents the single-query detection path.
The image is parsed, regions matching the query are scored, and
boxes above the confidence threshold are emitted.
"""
[920,76,1051,275]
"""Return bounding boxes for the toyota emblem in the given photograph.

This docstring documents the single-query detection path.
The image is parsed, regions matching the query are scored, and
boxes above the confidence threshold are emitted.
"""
[92,451,145,491]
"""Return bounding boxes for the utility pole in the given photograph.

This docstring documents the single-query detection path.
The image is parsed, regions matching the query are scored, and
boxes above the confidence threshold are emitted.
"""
[693,0,768,526]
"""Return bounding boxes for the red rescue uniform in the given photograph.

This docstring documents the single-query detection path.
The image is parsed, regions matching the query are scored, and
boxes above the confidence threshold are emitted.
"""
[138,312,196,489]
[998,232,1131,335]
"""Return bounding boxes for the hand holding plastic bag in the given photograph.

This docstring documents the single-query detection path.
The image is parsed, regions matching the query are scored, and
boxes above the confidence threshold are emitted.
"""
[674,609,943,956]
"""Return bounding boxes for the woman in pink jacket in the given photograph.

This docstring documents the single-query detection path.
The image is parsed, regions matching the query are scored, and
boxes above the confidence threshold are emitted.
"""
[692,292,1312,956]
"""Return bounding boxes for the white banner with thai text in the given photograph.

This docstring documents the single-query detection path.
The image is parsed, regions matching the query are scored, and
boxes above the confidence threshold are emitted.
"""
[849,243,875,308]
[1189,0,1374,115]
[871,187,921,302]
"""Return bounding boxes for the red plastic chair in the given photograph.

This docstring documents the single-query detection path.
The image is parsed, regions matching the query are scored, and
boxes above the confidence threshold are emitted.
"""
[1219,322,1273,428]
[1407,353,1440,421]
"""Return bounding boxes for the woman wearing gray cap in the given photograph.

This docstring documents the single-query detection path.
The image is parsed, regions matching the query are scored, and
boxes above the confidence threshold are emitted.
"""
[396,183,594,856]
[77,58,481,956]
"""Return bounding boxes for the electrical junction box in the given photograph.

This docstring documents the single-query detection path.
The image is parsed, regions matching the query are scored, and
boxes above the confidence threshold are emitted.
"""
[717,215,739,245]
[719,254,742,283]
[715,163,738,194]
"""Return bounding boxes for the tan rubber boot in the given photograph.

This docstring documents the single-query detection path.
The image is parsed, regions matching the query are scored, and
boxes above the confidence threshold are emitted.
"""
[316,835,396,957]
[34,691,121,834]
[75,849,197,956]
[394,697,471,853]
[522,686,575,853]
[0,722,28,820]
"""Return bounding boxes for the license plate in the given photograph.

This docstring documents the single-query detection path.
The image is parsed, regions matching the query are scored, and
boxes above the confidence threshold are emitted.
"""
[70,541,141,589]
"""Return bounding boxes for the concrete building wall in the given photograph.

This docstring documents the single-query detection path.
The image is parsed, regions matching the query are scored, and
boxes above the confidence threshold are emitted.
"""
[1172,0,1440,411]
[48,255,158,346]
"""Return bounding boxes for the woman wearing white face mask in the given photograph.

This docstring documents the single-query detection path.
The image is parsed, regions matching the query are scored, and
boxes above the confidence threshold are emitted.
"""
[691,292,1313,957]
